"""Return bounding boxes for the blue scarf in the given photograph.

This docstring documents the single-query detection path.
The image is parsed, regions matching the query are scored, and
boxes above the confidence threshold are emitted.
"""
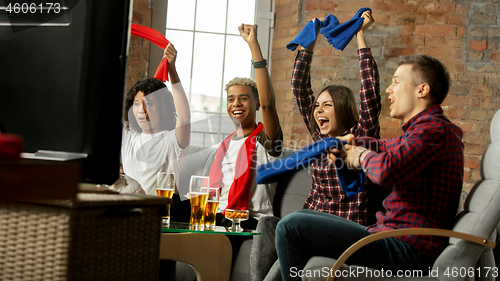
[256,137,365,198]
[287,14,339,51]
[287,7,372,51]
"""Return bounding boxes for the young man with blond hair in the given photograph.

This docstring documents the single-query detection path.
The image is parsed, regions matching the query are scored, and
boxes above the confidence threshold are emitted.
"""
[208,24,282,230]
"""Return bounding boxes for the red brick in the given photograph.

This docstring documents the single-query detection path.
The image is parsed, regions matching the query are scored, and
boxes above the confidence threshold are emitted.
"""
[464,132,486,145]
[465,144,488,156]
[457,73,486,84]
[417,48,451,61]
[449,85,470,96]
[489,51,500,62]
[446,38,464,48]
[480,98,495,109]
[445,60,465,73]
[469,39,487,51]
[411,36,426,47]
[471,170,481,181]
[445,107,467,120]
[457,27,466,38]
[415,25,455,37]
[456,121,475,132]
[426,15,445,25]
[463,171,471,182]
[275,4,290,18]
[314,46,332,57]
[132,11,143,23]
[473,85,494,97]
[469,110,489,121]
[320,57,341,68]
[383,48,414,58]
[375,2,416,13]
[425,36,446,48]
[306,11,329,21]
[442,96,468,108]
[336,1,374,13]
[385,36,412,48]
[416,3,456,14]
[464,156,481,169]
[387,14,426,26]
[305,2,336,11]
[445,15,467,26]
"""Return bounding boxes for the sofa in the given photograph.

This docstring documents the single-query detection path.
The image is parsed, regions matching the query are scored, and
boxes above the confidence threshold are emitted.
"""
[172,145,312,281]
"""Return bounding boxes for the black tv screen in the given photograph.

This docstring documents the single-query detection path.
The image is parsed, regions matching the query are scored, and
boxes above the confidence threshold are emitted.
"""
[0,0,132,184]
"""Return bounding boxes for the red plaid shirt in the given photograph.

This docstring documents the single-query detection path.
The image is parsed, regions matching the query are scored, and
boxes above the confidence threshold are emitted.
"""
[291,48,381,225]
[361,105,464,258]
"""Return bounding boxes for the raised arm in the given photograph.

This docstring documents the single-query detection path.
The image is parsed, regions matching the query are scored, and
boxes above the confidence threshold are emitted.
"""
[290,20,323,140]
[238,24,280,140]
[350,11,381,138]
[164,43,190,149]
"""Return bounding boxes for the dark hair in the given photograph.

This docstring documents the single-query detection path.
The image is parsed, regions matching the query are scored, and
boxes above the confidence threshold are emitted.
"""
[124,78,177,132]
[309,85,358,136]
[397,54,450,105]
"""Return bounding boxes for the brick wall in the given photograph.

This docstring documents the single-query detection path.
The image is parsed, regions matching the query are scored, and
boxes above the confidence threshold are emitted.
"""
[126,0,152,92]
[271,0,500,191]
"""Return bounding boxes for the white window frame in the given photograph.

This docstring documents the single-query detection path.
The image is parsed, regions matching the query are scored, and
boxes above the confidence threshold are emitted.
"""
[149,0,275,147]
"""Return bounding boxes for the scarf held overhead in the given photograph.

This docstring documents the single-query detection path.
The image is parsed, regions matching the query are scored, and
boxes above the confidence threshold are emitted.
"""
[256,137,365,198]
[130,23,170,82]
[287,7,372,51]
[208,123,264,212]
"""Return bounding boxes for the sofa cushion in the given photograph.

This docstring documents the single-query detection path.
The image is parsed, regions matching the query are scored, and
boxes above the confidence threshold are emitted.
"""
[178,145,217,196]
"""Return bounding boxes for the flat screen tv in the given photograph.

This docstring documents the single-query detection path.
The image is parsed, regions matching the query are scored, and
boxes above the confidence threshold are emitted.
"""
[0,0,132,184]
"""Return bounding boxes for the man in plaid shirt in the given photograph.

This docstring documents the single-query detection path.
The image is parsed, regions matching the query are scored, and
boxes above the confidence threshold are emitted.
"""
[275,54,464,280]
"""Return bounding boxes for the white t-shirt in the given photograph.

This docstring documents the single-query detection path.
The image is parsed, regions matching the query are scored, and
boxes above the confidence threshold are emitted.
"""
[218,130,282,220]
[121,129,188,195]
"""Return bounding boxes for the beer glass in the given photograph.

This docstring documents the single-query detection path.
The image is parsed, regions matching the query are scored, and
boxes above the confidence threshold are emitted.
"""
[156,172,175,228]
[204,188,220,231]
[188,176,210,231]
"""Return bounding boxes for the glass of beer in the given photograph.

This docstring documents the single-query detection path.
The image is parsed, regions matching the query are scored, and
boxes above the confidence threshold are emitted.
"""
[188,176,210,231]
[204,188,220,231]
[156,172,175,228]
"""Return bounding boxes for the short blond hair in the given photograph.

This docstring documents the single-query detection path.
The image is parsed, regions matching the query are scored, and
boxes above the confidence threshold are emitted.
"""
[225,77,259,99]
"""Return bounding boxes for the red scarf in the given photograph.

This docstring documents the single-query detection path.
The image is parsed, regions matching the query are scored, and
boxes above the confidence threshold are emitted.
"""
[209,123,263,212]
[130,23,170,82]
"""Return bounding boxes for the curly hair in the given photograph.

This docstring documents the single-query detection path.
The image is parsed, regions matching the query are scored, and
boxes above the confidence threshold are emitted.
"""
[124,78,177,132]
[225,77,259,99]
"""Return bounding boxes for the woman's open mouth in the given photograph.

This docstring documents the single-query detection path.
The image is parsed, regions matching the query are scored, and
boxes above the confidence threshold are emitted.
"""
[318,116,329,129]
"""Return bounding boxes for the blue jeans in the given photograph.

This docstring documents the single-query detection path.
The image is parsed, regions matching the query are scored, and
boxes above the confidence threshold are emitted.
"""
[275,209,434,281]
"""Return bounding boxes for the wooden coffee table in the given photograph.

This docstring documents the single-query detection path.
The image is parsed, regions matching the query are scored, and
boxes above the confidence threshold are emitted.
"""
[160,222,260,281]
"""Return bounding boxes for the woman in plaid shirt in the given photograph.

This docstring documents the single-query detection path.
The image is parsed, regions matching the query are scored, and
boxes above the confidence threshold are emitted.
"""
[250,11,381,281]
[292,10,380,226]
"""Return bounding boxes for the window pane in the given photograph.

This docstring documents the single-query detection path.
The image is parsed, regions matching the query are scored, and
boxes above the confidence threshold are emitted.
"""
[195,0,227,33]
[226,0,256,35]
[223,35,252,90]
[166,0,195,30]
[191,33,225,100]
[164,30,193,95]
